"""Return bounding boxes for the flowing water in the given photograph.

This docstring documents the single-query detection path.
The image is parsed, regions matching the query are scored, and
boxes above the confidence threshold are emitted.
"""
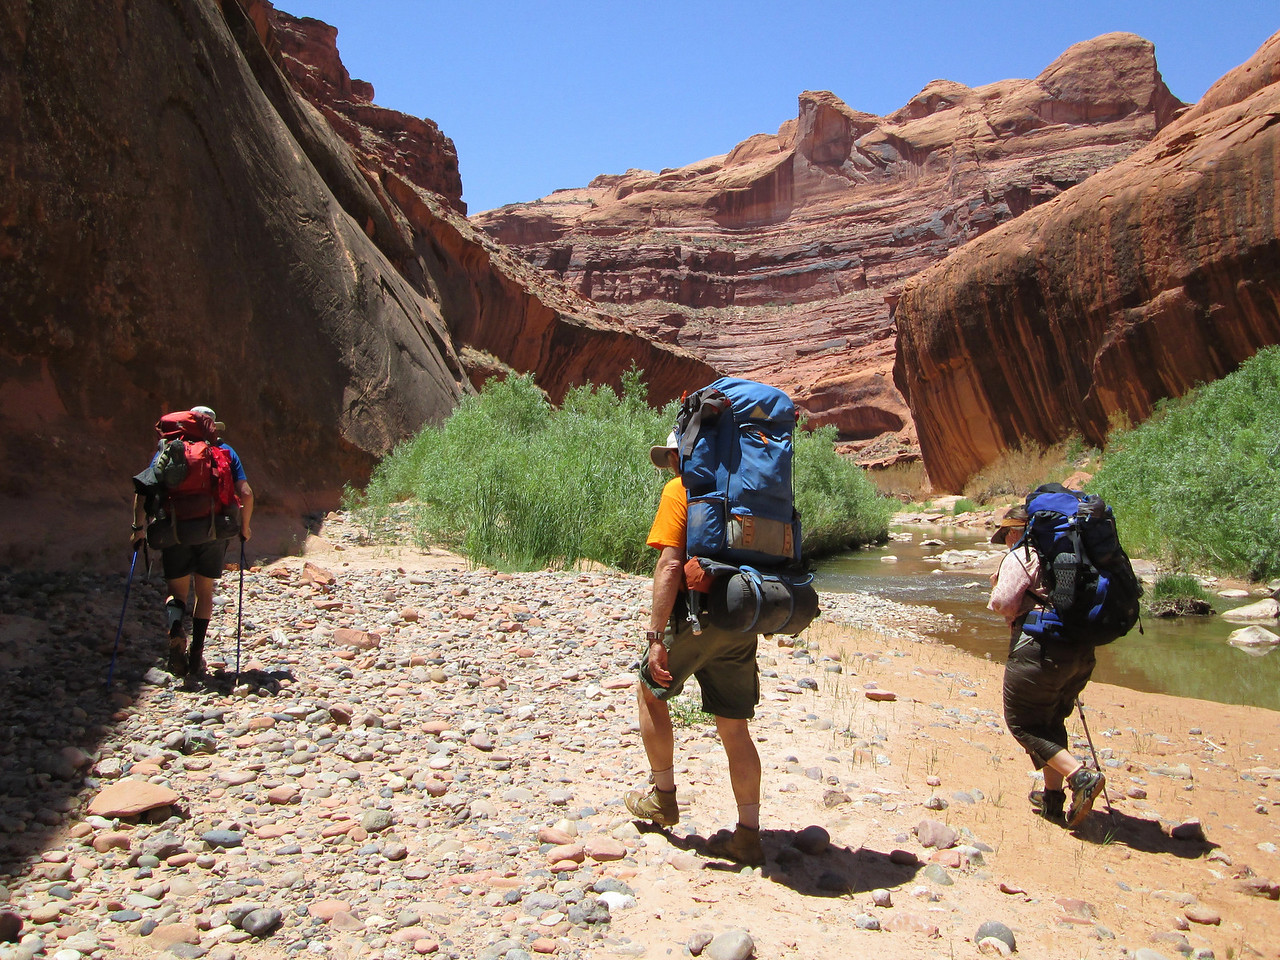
[813,526,1280,712]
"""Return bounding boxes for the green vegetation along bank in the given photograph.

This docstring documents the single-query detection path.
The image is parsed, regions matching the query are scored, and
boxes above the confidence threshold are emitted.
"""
[1090,345,1280,581]
[349,371,894,574]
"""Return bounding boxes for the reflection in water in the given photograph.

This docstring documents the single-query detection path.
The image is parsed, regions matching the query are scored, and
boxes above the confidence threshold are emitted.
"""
[814,527,1280,712]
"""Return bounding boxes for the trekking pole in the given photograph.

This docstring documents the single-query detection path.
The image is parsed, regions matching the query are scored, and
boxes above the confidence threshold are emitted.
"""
[107,546,141,690]
[1075,698,1114,814]
[235,538,246,686]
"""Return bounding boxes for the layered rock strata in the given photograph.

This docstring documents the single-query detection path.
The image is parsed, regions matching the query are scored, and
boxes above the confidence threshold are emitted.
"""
[0,0,711,566]
[895,31,1280,492]
[475,33,1182,465]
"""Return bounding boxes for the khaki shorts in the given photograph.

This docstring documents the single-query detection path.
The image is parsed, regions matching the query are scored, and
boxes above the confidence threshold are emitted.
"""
[639,621,760,720]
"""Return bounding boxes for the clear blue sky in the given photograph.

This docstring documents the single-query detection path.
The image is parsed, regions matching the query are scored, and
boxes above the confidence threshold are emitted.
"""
[281,1,1275,214]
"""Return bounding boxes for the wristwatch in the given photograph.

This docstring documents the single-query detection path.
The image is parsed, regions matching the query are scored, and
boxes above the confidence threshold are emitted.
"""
[130,524,144,532]
[645,630,663,643]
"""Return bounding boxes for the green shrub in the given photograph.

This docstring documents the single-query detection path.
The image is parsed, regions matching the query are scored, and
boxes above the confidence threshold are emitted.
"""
[1145,573,1214,618]
[794,424,894,554]
[1089,346,1280,580]
[952,498,977,515]
[353,372,893,572]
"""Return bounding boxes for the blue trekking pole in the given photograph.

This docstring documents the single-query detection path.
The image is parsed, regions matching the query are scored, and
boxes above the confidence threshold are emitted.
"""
[235,538,246,685]
[107,546,141,690]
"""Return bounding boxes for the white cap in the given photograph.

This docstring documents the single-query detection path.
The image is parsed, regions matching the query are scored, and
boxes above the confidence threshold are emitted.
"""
[649,430,679,469]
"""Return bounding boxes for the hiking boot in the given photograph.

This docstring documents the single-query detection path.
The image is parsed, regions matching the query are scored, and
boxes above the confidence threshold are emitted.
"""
[1029,788,1066,822]
[1066,768,1106,827]
[186,638,205,678]
[167,641,188,677]
[624,785,679,826]
[705,824,764,866]
[166,599,186,640]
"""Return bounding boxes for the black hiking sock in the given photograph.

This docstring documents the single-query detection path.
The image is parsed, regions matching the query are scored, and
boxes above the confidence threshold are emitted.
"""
[166,599,186,639]
[188,618,210,674]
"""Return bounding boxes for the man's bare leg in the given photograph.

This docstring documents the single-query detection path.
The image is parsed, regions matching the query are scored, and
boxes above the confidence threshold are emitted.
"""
[706,715,764,864]
[626,683,680,824]
[715,716,760,828]
[186,574,216,676]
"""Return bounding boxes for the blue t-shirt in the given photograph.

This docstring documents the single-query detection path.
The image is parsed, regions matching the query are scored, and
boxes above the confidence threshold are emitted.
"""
[220,443,247,484]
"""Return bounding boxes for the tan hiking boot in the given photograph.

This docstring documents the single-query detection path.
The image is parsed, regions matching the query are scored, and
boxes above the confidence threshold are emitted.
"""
[705,824,764,866]
[624,785,679,826]
[1066,768,1106,827]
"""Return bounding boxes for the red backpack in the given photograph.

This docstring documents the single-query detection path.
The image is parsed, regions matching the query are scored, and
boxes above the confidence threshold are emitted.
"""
[145,411,241,546]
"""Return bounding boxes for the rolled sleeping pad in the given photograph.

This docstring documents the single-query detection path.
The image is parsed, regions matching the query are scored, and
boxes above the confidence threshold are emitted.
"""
[708,571,818,636]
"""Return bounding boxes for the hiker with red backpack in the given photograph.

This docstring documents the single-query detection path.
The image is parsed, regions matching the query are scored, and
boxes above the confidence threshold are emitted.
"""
[131,406,254,680]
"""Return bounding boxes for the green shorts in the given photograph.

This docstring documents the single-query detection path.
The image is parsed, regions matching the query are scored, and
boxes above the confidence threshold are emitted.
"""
[639,621,760,720]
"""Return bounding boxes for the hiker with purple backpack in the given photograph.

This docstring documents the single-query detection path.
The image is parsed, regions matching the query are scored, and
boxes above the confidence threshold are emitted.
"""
[989,485,1142,827]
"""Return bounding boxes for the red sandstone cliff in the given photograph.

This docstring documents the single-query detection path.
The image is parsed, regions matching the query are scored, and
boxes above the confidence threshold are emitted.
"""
[474,33,1183,466]
[894,31,1280,492]
[0,0,712,567]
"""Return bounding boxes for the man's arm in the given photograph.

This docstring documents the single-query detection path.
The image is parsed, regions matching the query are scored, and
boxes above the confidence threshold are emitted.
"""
[236,480,254,542]
[988,549,1036,624]
[131,494,148,549]
[646,545,685,687]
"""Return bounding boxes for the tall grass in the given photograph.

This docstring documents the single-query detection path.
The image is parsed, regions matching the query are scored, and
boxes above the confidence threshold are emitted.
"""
[350,371,892,573]
[962,437,1097,503]
[1088,346,1280,581]
[794,424,895,554]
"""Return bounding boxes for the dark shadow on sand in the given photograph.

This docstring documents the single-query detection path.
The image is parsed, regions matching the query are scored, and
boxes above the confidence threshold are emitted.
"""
[636,823,923,896]
[1072,807,1219,859]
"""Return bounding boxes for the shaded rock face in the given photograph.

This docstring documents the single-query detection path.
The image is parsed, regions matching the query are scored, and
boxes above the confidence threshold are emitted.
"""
[895,31,1280,492]
[474,33,1182,466]
[0,0,711,567]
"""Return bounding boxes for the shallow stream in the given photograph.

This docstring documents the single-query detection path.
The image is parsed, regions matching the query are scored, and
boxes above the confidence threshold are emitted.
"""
[813,526,1280,712]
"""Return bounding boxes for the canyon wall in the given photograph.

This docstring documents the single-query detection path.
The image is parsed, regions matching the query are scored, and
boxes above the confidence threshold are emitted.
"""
[0,0,711,566]
[474,33,1183,467]
[895,31,1280,492]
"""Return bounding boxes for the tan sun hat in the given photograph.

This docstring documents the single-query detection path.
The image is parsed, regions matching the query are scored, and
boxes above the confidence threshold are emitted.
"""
[191,405,226,437]
[990,504,1029,544]
[649,430,679,469]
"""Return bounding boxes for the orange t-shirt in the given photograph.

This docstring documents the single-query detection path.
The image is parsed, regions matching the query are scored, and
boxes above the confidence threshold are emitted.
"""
[646,477,688,551]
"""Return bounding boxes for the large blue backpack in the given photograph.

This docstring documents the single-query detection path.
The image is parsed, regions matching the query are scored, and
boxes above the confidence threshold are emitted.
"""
[676,377,801,568]
[1016,483,1143,646]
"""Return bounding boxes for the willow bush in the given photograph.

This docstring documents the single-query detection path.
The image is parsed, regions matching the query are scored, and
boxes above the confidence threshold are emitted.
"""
[1089,346,1280,581]
[350,371,892,572]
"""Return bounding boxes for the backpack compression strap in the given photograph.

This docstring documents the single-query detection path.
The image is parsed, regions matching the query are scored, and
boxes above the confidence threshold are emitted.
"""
[675,388,731,460]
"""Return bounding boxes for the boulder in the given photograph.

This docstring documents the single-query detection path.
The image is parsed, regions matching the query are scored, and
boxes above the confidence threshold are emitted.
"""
[1222,599,1280,623]
[896,31,1280,490]
[1227,625,1280,649]
[87,781,180,818]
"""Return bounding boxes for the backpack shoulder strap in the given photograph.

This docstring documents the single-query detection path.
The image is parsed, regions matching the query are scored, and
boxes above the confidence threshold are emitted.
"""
[675,386,729,459]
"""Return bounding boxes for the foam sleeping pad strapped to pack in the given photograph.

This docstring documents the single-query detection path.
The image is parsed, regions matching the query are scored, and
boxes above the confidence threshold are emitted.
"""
[706,567,819,636]
[677,377,801,567]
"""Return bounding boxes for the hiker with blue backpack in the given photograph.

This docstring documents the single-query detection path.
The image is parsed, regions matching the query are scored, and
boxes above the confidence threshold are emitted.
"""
[625,378,817,867]
[989,485,1142,827]
[131,406,254,681]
